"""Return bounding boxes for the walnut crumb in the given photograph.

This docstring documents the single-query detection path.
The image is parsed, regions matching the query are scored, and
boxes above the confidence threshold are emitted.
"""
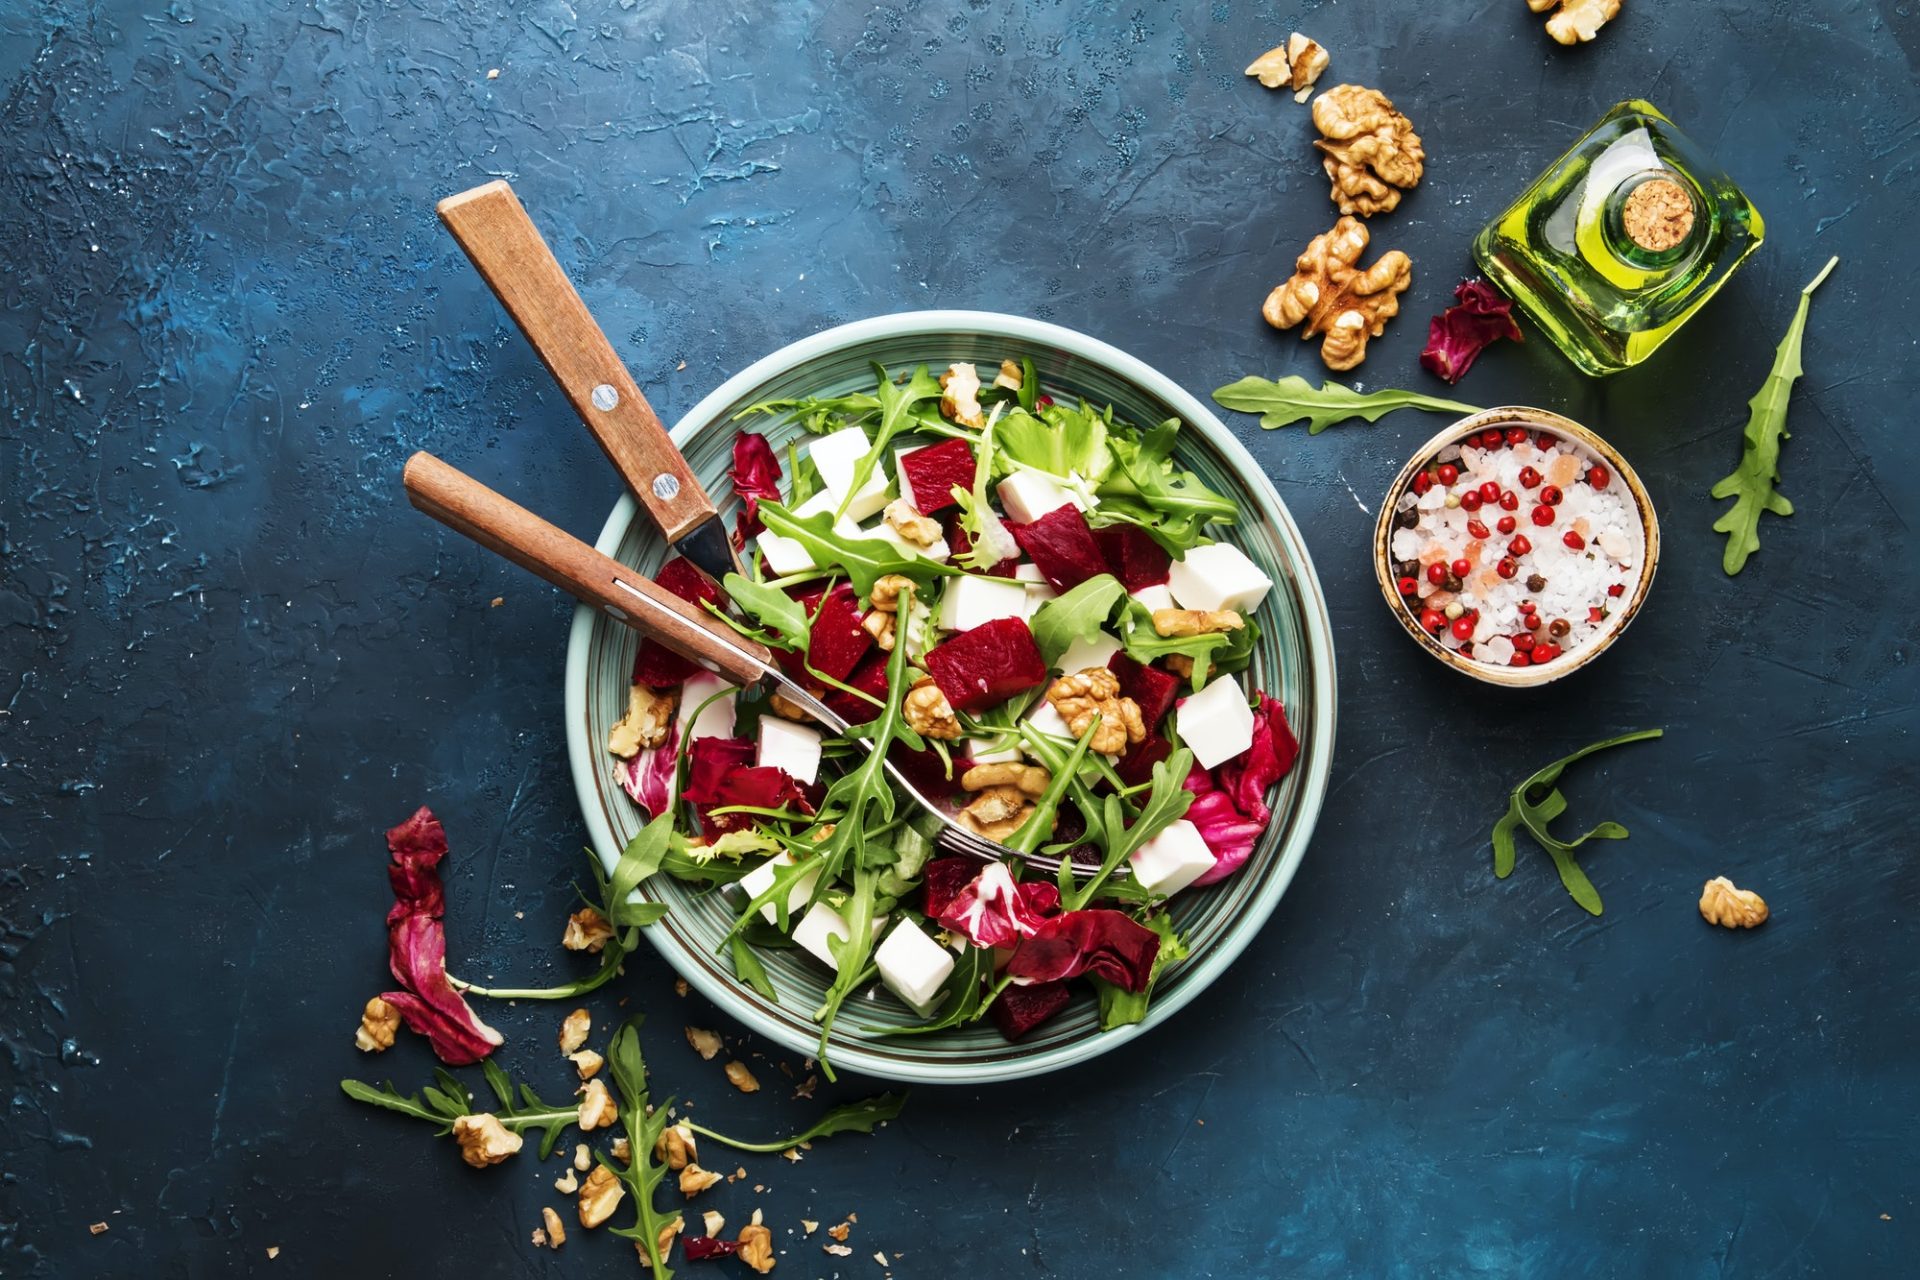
[938,362,985,428]
[685,1026,724,1060]
[540,1206,567,1249]
[355,995,400,1053]
[725,1060,760,1093]
[801,1219,820,1236]
[825,1244,854,1257]
[577,1078,619,1131]
[828,1221,852,1242]
[674,978,690,997]
[679,1164,724,1197]
[266,1246,279,1259]
[89,1223,109,1236]
[568,1049,604,1080]
[704,1210,728,1237]
[573,1143,592,1173]
[561,906,616,954]
[781,1147,802,1162]
[558,1008,591,1055]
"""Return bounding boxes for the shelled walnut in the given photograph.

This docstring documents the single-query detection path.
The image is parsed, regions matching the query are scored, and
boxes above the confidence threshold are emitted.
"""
[939,362,985,428]
[903,678,963,740]
[1529,0,1620,45]
[1312,85,1425,217]
[1699,876,1769,929]
[1263,217,1412,371]
[1045,668,1146,756]
[1245,32,1329,101]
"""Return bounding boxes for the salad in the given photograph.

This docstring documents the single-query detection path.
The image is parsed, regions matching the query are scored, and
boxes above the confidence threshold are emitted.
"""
[604,358,1300,1072]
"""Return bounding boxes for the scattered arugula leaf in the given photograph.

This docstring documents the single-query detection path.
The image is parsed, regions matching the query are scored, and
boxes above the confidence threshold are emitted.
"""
[687,1091,909,1153]
[1492,728,1662,916]
[600,1017,683,1279]
[1710,257,1839,575]
[1211,375,1480,434]
[340,1063,577,1157]
[480,1058,581,1159]
[1028,574,1127,666]
[1092,913,1186,1029]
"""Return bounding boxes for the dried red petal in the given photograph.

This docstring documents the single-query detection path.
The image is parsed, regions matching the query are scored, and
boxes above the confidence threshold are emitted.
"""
[1420,278,1524,385]
[379,808,503,1065]
[683,1236,742,1261]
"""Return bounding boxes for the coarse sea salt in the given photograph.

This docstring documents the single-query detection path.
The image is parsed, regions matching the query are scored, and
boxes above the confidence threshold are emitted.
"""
[1389,433,1642,668]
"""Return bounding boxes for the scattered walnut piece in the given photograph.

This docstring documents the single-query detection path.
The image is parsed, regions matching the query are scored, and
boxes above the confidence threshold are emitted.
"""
[1046,668,1147,755]
[793,1074,818,1100]
[452,1113,523,1168]
[861,609,897,652]
[608,683,679,757]
[1151,608,1244,638]
[960,761,1051,797]
[1312,85,1425,217]
[554,1168,580,1195]
[737,1212,776,1275]
[704,1210,728,1237]
[781,1147,802,1162]
[884,499,941,549]
[531,1229,547,1248]
[1263,217,1412,371]
[1528,0,1620,44]
[1244,42,1291,88]
[801,1219,820,1236]
[540,1206,567,1249]
[685,1026,724,1060]
[868,573,914,612]
[636,1218,683,1270]
[938,362,985,428]
[578,1078,619,1131]
[957,785,1037,843]
[824,1243,853,1257]
[679,1164,724,1197]
[903,678,963,741]
[1699,876,1769,929]
[992,358,1024,391]
[561,906,616,954]
[655,1122,699,1171]
[827,1221,853,1242]
[266,1246,279,1259]
[558,1008,592,1055]
[89,1222,109,1236]
[1244,33,1328,97]
[573,1143,593,1173]
[673,977,690,997]
[611,1136,632,1162]
[568,1049,604,1080]
[724,1060,761,1093]
[577,1164,626,1229]
[354,996,400,1053]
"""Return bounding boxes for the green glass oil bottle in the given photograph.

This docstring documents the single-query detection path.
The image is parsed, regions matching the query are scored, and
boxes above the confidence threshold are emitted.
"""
[1473,100,1765,377]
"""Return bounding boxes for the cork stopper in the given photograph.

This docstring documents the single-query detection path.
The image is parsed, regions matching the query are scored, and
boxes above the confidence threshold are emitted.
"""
[1621,178,1695,253]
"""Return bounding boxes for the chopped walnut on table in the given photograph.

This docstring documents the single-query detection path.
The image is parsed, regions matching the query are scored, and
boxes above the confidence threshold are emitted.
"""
[655,1121,699,1170]
[607,683,678,757]
[1046,668,1147,756]
[1245,32,1329,101]
[884,499,941,549]
[1529,0,1620,44]
[577,1077,619,1131]
[1151,608,1244,638]
[558,1008,592,1055]
[939,362,985,428]
[703,1209,728,1237]
[577,1164,626,1229]
[957,785,1039,843]
[354,996,399,1053]
[1699,876,1769,929]
[725,1060,762,1093]
[561,906,615,954]
[452,1113,523,1168]
[903,678,963,740]
[1312,85,1425,217]
[679,1164,724,1197]
[737,1210,776,1275]
[553,1167,580,1195]
[685,1025,724,1060]
[1263,216,1412,371]
[636,1220,683,1271]
[567,1049,604,1080]
[961,761,1051,797]
[539,1206,567,1249]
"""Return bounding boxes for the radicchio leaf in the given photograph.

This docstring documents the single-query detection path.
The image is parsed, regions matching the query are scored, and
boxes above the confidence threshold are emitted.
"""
[1004,909,1160,992]
[730,431,783,543]
[1183,767,1260,887]
[1216,692,1299,825]
[698,766,815,840]
[936,862,1061,949]
[681,736,756,806]
[378,808,503,1065]
[622,720,682,815]
[1420,278,1524,385]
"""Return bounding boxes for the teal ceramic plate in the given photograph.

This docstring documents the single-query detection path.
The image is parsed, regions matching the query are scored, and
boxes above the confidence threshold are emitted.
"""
[564,312,1335,1082]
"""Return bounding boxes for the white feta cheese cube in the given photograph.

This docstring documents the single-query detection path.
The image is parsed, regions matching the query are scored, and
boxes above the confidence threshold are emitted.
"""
[1023,698,1072,742]
[1128,818,1217,896]
[1055,632,1121,675]
[1130,584,1175,613]
[874,921,957,1016]
[963,736,1021,765]
[937,575,1030,631]
[1013,563,1049,583]
[809,426,892,520]
[756,716,822,786]
[1176,674,1256,770]
[995,471,1078,525]
[755,491,864,576]
[1167,544,1273,616]
[737,853,821,926]
[678,672,737,742]
[792,901,885,970]
[1014,561,1057,613]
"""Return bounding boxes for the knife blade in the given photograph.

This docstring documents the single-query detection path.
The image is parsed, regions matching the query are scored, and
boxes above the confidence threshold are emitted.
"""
[434,180,741,585]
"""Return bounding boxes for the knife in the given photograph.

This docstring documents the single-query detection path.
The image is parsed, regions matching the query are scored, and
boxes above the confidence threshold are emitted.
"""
[435,180,740,585]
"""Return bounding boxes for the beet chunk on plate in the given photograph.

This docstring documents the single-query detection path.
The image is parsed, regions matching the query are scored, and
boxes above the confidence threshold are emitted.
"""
[921,855,980,919]
[990,980,1073,1041]
[924,617,1048,714]
[631,556,728,687]
[1010,504,1108,593]
[822,649,892,724]
[794,583,873,682]
[1093,524,1172,591]
[1113,732,1172,788]
[899,438,975,515]
[1108,652,1180,730]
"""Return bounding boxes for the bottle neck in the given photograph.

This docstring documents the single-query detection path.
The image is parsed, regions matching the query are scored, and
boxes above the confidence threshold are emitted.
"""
[1602,171,1700,269]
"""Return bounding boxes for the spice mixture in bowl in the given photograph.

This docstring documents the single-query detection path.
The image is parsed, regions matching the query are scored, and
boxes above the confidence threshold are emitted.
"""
[1373,407,1658,685]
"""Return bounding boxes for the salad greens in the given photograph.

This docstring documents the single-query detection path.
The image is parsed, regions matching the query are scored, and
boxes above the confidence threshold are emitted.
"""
[600,1018,685,1277]
[1492,728,1663,916]
[1211,374,1480,434]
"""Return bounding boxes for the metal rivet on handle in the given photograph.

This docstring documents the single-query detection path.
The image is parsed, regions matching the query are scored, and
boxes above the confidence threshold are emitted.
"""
[590,383,619,411]
[652,473,680,500]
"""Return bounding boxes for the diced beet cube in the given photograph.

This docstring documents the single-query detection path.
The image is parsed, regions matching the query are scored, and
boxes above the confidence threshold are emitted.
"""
[990,980,1073,1041]
[1010,505,1108,593]
[945,510,1020,577]
[890,739,960,800]
[1113,732,1172,788]
[922,856,979,919]
[1093,524,1172,590]
[801,583,873,683]
[924,618,1048,714]
[899,438,976,515]
[823,649,893,724]
[631,556,727,687]
[1108,652,1180,730]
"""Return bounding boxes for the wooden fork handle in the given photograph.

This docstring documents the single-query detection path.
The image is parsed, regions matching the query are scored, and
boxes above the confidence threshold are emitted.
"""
[436,180,716,543]
[402,452,771,687]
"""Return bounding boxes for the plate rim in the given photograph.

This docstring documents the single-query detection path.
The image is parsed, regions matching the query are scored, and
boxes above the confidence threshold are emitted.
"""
[563,309,1337,1082]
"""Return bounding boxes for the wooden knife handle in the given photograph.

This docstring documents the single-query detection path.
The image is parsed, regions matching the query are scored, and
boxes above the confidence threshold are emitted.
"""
[436,180,716,543]
[402,452,770,687]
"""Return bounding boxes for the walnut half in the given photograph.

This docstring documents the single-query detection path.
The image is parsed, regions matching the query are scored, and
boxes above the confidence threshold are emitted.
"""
[903,678,963,740]
[1312,85,1425,217]
[1045,668,1146,756]
[1263,217,1411,371]
[354,995,400,1052]
[1699,876,1769,929]
[1529,0,1620,45]
[452,1113,523,1168]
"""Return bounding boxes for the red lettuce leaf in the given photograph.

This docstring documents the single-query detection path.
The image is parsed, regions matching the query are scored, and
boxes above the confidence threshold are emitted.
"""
[1005,909,1160,992]
[924,617,1047,713]
[730,432,783,543]
[1420,278,1523,385]
[378,808,503,1065]
[1216,692,1298,825]
[1092,524,1172,591]
[936,863,1061,949]
[989,980,1073,1041]
[1010,504,1108,593]
[621,720,683,816]
[1183,767,1258,887]
[898,438,975,515]
[681,736,756,806]
[632,557,728,687]
[698,766,814,840]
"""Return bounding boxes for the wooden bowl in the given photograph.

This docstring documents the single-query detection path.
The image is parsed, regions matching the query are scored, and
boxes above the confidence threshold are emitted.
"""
[1371,406,1659,687]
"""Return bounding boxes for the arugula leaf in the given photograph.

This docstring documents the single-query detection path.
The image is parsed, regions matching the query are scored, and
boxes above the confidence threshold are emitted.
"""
[1059,748,1195,910]
[758,499,956,599]
[688,1091,909,1153]
[339,1076,470,1131]
[735,390,880,436]
[1007,715,1103,856]
[341,1063,577,1156]
[1710,257,1839,575]
[608,811,674,925]
[601,1018,682,1279]
[729,935,780,1004]
[480,1058,581,1159]
[1114,600,1254,690]
[1028,574,1126,666]
[833,363,943,521]
[1211,375,1480,434]
[1094,419,1239,551]
[1492,728,1662,916]
[996,400,1113,483]
[1092,913,1186,1029]
[721,573,811,646]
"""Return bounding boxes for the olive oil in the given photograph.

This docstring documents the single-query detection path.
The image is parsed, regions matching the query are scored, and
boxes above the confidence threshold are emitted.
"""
[1473,101,1765,377]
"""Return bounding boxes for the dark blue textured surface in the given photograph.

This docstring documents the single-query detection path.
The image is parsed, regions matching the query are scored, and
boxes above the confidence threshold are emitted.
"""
[3,2,1916,1276]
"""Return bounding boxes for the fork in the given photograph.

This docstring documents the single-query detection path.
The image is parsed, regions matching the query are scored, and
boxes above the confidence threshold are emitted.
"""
[401,450,1028,869]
